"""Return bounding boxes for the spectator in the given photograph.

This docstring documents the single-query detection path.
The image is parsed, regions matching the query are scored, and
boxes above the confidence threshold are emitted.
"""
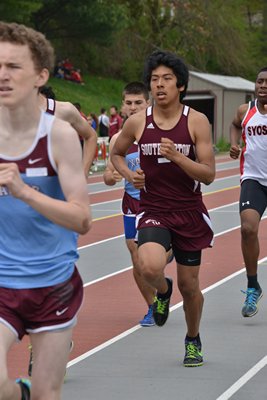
[72,102,90,147]
[120,103,128,125]
[88,112,99,131]
[98,107,109,137]
[62,58,74,75]
[109,105,123,141]
[53,61,65,79]
[73,102,87,120]
[70,69,84,85]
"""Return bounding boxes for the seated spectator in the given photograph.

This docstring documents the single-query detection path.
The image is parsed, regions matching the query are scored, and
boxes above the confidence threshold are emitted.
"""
[70,69,84,85]
[62,58,74,75]
[53,61,65,79]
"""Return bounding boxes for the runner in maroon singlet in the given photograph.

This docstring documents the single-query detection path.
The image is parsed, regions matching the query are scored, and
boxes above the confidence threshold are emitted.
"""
[111,50,215,367]
[38,90,97,178]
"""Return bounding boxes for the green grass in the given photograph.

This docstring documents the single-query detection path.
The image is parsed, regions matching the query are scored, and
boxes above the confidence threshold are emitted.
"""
[47,75,230,153]
[48,74,126,116]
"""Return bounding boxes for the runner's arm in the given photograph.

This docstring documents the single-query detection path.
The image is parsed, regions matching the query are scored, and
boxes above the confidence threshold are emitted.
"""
[103,132,123,186]
[229,104,247,160]
[59,102,98,176]
[111,115,143,185]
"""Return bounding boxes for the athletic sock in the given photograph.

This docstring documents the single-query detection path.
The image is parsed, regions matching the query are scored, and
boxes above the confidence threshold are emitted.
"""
[157,277,172,299]
[247,274,261,290]
[185,333,201,347]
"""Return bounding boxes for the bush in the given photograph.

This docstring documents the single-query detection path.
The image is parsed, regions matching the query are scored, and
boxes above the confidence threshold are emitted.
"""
[216,137,231,152]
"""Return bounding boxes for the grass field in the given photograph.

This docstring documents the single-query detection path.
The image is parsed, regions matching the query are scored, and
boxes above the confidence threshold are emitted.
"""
[47,74,230,152]
[48,74,126,117]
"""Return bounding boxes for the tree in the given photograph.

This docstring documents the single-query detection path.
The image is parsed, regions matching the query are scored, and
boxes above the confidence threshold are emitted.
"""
[0,0,41,24]
[0,0,265,80]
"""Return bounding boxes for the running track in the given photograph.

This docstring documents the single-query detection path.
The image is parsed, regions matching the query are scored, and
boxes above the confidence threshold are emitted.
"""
[8,155,267,399]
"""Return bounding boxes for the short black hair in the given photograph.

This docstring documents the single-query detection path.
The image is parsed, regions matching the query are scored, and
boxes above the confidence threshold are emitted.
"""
[39,85,56,99]
[122,81,149,101]
[143,50,189,101]
[257,66,267,76]
[73,102,81,111]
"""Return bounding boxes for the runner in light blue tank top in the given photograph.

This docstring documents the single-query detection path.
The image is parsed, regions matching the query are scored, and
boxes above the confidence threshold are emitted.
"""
[0,112,78,289]
[0,22,91,400]
[124,142,140,201]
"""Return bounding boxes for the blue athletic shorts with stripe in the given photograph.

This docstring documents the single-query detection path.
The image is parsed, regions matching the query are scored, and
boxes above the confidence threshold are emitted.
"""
[122,192,139,240]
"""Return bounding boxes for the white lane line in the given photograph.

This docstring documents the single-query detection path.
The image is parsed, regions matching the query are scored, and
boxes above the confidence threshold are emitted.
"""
[91,199,121,207]
[83,266,133,288]
[88,175,238,200]
[81,224,242,290]
[68,256,267,369]
[215,174,239,182]
[78,234,124,250]
[67,326,141,368]
[89,187,123,195]
[216,355,267,400]
[216,163,238,170]
[209,202,238,212]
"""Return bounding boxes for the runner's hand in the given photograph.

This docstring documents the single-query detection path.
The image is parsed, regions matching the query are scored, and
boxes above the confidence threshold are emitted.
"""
[229,145,240,160]
[132,168,145,189]
[160,137,177,161]
[0,163,27,198]
[113,170,123,182]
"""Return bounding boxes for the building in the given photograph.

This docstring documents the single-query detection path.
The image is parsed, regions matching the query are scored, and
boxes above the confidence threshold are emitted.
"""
[184,71,255,144]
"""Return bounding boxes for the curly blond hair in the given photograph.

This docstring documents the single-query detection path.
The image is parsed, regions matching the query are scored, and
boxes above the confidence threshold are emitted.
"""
[0,21,54,72]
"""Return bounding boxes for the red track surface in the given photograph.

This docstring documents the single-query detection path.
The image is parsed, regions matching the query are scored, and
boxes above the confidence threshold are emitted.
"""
[9,157,257,380]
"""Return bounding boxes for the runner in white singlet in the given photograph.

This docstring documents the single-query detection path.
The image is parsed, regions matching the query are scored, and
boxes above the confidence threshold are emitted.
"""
[230,67,267,318]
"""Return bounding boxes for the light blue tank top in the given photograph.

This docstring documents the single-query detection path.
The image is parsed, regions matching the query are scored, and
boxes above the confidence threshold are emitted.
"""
[0,111,79,288]
[125,142,140,200]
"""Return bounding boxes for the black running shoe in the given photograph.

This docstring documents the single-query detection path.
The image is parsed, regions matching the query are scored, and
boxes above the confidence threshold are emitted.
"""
[152,277,173,326]
[183,340,203,367]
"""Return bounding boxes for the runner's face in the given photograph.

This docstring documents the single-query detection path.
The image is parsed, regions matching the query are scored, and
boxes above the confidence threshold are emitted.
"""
[123,93,149,117]
[0,42,47,107]
[255,70,267,105]
[150,65,183,106]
